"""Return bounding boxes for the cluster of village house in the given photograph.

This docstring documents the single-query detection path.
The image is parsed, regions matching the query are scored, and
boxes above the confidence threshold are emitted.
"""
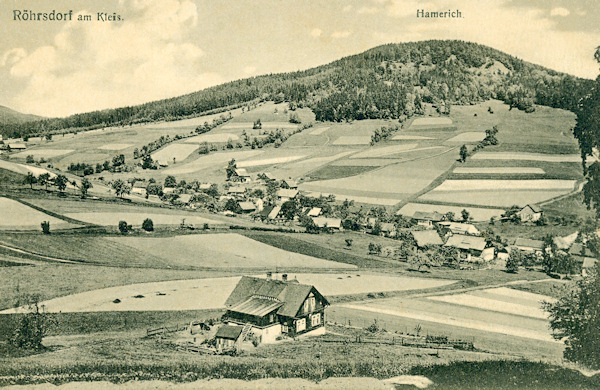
[132,169,597,270]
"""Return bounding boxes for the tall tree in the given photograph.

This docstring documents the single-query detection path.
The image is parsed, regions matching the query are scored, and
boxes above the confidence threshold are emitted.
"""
[54,174,68,193]
[546,262,600,369]
[573,46,600,216]
[80,178,93,198]
[24,172,37,189]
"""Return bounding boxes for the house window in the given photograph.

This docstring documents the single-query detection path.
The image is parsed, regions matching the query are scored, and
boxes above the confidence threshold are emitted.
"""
[296,318,306,332]
[311,313,321,327]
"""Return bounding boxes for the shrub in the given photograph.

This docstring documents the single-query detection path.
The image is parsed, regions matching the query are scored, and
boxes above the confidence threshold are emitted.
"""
[118,220,131,234]
[142,218,154,232]
[40,221,50,234]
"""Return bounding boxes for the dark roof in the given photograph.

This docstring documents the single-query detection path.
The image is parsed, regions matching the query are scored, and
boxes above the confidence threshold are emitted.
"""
[225,276,328,318]
[412,211,444,222]
[413,230,443,247]
[569,243,596,258]
[523,204,542,213]
[514,238,545,250]
[258,205,275,218]
[215,325,243,340]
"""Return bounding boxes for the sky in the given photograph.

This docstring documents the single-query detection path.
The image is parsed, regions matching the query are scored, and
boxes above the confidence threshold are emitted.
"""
[1,0,599,118]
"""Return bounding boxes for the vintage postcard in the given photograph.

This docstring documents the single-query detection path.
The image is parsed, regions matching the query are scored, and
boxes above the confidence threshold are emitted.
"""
[1,0,599,388]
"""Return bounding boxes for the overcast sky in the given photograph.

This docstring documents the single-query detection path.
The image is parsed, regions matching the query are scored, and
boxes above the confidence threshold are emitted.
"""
[1,0,599,117]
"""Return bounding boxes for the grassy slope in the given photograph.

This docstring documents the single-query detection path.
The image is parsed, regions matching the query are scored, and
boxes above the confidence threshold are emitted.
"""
[0,263,231,311]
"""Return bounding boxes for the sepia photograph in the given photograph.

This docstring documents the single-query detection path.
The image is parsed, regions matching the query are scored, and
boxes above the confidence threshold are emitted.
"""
[0,0,599,388]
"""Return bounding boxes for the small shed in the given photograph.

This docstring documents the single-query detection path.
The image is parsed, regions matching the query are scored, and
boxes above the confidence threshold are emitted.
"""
[214,325,243,351]
[307,207,322,217]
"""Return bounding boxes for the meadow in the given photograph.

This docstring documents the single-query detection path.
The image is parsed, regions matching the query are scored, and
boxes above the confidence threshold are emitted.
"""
[0,198,77,230]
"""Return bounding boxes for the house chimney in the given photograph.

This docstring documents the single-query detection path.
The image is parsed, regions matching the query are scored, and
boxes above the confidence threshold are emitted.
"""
[266,272,272,280]
[282,274,288,282]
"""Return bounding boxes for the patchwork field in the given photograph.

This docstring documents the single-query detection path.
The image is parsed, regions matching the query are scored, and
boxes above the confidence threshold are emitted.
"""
[332,136,371,145]
[420,190,571,208]
[0,197,77,230]
[350,144,417,159]
[97,144,133,151]
[340,286,557,343]
[453,167,545,175]
[471,152,582,163]
[184,133,239,143]
[391,135,434,140]
[164,150,263,175]
[301,151,456,204]
[0,159,56,178]
[12,149,74,159]
[432,179,576,191]
[397,203,505,221]
[150,144,199,165]
[64,212,217,227]
[237,155,306,168]
[445,132,486,143]
[410,117,453,127]
[108,234,356,270]
[3,273,452,313]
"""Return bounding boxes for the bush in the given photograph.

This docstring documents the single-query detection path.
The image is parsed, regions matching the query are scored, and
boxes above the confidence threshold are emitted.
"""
[118,220,131,234]
[40,221,50,234]
[142,218,154,232]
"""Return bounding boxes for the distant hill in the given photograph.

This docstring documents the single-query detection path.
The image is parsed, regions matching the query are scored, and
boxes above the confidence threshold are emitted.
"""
[0,40,593,138]
[0,105,42,125]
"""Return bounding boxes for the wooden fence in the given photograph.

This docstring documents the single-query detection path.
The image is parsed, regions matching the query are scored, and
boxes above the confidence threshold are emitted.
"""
[146,323,187,337]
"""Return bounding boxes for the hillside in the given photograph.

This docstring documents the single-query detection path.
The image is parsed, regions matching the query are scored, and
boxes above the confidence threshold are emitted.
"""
[0,105,42,125]
[0,40,592,138]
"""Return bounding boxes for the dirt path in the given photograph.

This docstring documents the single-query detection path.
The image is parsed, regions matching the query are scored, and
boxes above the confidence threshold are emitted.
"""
[0,242,80,264]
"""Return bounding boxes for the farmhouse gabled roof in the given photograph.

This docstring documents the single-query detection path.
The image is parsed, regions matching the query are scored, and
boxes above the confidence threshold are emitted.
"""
[438,222,480,236]
[307,207,322,217]
[215,325,243,340]
[225,276,329,318]
[268,205,281,219]
[277,189,298,198]
[514,238,545,250]
[444,234,486,251]
[234,168,250,177]
[313,217,341,229]
[522,204,542,213]
[283,179,298,188]
[413,230,443,247]
[412,211,444,222]
[238,201,256,211]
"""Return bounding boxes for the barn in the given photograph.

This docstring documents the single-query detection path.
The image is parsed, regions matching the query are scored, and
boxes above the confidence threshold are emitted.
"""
[223,274,329,344]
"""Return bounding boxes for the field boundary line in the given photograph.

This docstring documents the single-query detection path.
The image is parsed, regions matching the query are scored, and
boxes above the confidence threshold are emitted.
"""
[6,196,98,227]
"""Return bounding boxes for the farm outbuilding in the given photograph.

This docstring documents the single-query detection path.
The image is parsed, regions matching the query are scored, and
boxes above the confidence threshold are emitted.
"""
[214,325,243,352]
[514,238,545,254]
[223,275,329,344]
[569,243,597,268]
[231,168,252,183]
[517,204,543,222]
[438,222,480,236]
[313,217,342,231]
[277,189,298,202]
[444,234,487,259]
[281,179,298,189]
[238,201,256,213]
[412,211,444,229]
[413,230,443,249]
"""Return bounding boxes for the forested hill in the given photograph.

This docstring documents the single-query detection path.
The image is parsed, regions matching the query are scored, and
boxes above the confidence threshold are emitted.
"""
[1,40,592,138]
[0,105,42,126]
